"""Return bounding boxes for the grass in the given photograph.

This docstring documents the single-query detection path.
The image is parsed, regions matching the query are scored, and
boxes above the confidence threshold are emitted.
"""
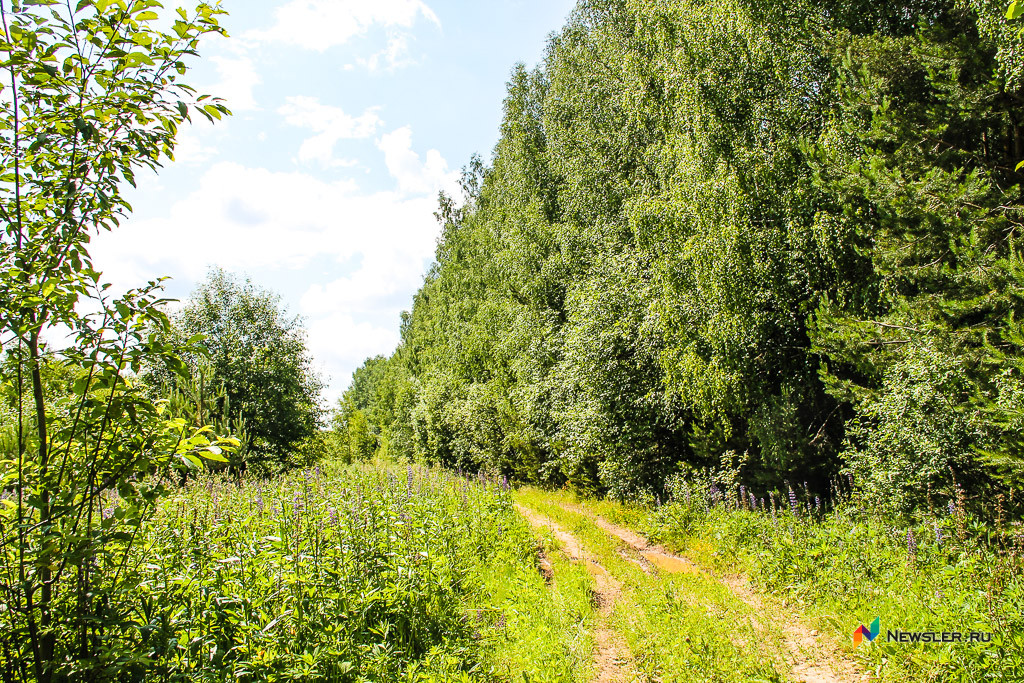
[552,481,1024,682]
[514,488,790,682]
[63,461,594,682]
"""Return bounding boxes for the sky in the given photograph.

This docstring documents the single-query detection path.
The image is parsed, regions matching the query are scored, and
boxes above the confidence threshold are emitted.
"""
[89,0,577,406]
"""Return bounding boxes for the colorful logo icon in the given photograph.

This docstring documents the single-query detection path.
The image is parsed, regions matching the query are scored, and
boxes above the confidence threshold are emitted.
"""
[854,617,880,645]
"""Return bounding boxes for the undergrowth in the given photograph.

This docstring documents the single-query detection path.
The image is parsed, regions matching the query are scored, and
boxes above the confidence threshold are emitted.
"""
[38,462,588,682]
[639,479,1024,681]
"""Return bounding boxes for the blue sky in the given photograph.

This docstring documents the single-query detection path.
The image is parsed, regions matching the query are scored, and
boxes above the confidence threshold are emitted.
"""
[91,0,577,404]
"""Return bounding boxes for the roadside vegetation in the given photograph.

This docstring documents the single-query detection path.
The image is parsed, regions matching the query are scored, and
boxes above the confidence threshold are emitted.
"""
[103,463,591,681]
[536,482,1024,680]
[342,0,1024,511]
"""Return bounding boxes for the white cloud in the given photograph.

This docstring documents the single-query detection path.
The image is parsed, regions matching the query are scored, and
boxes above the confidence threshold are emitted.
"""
[358,32,417,72]
[305,313,400,403]
[378,126,459,196]
[171,124,218,166]
[248,0,440,52]
[278,96,382,167]
[206,54,261,112]
[90,158,449,397]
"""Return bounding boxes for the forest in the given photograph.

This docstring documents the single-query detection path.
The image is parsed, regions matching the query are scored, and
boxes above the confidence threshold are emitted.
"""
[340,0,1024,511]
[2,0,1023,681]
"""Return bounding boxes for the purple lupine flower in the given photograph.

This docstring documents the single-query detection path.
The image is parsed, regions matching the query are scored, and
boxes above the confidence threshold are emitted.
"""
[815,496,821,513]
[947,499,955,516]
[907,529,917,556]
[760,497,766,512]
[749,492,757,510]
[740,485,747,505]
[935,526,943,547]
[788,487,799,515]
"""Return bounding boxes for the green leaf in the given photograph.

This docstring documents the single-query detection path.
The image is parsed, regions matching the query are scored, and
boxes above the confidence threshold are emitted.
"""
[200,449,228,463]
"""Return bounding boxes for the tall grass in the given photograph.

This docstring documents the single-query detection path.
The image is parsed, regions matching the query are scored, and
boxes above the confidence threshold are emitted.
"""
[641,478,1024,681]
[1,462,589,682]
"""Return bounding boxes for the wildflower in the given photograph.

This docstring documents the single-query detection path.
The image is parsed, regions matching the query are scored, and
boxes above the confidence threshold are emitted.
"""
[907,528,917,557]
[740,485,747,506]
[760,497,765,512]
[788,487,798,515]
[935,526,943,547]
[749,492,757,510]
[947,499,955,516]
[815,496,821,513]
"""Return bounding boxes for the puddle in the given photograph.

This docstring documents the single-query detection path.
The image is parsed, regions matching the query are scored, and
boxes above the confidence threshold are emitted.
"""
[640,550,700,574]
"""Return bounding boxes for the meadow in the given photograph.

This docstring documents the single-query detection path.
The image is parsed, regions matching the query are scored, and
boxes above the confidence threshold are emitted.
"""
[0,463,593,682]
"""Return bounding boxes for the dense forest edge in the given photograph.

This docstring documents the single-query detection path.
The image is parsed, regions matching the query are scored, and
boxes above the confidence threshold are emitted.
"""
[339,0,1024,515]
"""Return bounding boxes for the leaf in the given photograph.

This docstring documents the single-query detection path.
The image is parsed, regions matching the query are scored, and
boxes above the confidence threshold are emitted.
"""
[181,453,203,469]
[200,449,228,463]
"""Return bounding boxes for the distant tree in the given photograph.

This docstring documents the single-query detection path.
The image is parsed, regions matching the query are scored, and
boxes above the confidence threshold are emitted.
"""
[167,269,324,474]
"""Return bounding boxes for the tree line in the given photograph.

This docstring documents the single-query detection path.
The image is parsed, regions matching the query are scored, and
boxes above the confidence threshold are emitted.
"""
[337,0,1024,513]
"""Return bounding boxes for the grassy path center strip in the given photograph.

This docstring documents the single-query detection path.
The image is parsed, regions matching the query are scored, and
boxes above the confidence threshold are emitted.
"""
[514,504,641,682]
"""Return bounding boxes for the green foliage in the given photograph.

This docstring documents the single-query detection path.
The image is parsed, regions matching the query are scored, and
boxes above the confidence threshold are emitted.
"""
[164,268,325,475]
[0,1,230,679]
[66,463,588,682]
[844,343,987,512]
[639,481,1024,681]
[0,2,231,679]
[346,0,1024,514]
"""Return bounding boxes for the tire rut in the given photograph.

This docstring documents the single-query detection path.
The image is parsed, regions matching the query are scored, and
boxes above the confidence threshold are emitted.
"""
[514,504,641,683]
[555,502,867,683]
